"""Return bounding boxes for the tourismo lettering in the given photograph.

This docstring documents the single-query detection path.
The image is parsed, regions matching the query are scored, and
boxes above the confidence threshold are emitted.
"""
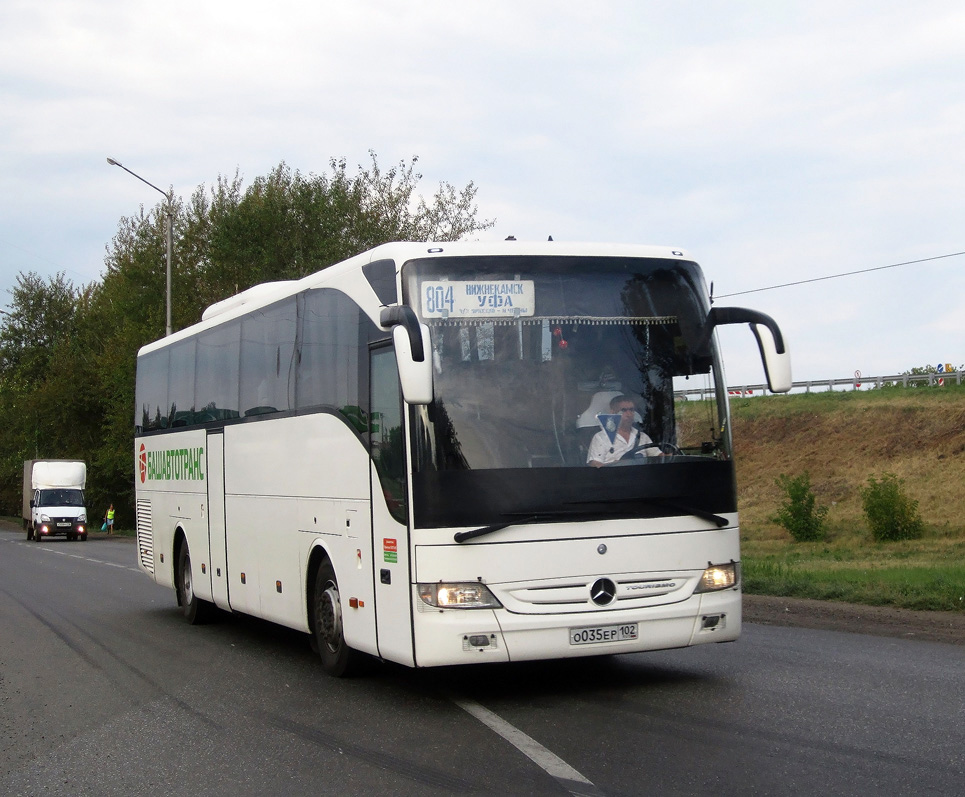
[146,447,206,481]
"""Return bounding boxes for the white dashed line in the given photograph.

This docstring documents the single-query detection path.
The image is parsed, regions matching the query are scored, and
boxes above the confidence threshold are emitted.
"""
[13,540,140,573]
[453,698,605,797]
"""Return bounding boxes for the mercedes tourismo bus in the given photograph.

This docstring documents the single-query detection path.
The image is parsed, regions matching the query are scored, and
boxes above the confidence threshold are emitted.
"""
[134,241,791,676]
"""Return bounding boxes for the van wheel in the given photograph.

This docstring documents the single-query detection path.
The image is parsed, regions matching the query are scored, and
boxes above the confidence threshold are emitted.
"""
[80,533,88,542]
[176,542,215,624]
[26,526,33,541]
[311,558,359,677]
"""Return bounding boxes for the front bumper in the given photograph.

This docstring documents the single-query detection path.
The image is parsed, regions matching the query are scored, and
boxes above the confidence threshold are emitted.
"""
[411,588,741,667]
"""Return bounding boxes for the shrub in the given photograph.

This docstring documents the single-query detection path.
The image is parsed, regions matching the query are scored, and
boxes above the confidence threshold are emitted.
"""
[773,472,828,542]
[861,473,924,541]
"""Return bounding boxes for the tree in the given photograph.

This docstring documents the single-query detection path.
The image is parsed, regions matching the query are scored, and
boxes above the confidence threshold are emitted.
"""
[0,272,81,386]
[0,273,93,511]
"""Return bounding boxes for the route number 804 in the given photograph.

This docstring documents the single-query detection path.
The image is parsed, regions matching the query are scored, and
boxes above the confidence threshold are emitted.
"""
[425,284,454,315]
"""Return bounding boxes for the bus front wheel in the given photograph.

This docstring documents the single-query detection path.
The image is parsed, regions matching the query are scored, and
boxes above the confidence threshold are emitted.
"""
[176,542,214,624]
[312,558,358,677]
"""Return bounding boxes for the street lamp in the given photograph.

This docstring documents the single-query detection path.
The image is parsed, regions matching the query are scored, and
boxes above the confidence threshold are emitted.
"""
[107,157,174,337]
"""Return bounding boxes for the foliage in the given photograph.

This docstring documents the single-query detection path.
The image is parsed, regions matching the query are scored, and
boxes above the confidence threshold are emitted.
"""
[0,153,493,525]
[772,472,828,542]
[861,473,924,542]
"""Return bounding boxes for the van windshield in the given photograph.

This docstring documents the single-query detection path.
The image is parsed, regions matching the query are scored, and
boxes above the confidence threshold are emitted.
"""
[38,489,85,507]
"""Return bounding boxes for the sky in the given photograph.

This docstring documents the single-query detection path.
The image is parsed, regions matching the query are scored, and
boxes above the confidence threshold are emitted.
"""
[1,0,963,387]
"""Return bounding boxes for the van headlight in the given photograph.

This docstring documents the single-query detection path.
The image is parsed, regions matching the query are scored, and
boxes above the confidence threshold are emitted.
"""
[695,562,739,592]
[78,513,87,522]
[418,582,502,609]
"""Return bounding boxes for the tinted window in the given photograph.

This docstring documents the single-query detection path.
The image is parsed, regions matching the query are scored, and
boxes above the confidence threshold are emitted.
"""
[363,258,398,305]
[196,323,241,422]
[240,298,296,416]
[296,289,365,418]
[370,347,406,522]
[136,348,169,431]
[168,338,196,427]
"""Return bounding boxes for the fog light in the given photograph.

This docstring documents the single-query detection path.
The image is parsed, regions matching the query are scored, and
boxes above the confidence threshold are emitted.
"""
[700,613,727,632]
[463,633,498,651]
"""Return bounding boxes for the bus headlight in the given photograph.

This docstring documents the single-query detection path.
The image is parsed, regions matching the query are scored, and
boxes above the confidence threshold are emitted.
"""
[695,562,739,593]
[418,582,502,609]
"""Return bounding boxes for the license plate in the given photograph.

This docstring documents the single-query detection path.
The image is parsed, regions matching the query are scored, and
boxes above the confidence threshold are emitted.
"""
[570,623,638,646]
[56,522,70,527]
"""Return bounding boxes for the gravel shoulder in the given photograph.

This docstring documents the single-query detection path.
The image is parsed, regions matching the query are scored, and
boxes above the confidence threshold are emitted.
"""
[743,594,965,645]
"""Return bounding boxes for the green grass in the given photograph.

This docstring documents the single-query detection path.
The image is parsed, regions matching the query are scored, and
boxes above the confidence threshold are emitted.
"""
[741,535,965,612]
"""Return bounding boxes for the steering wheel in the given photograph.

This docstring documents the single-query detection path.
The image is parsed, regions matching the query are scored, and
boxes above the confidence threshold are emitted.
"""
[621,441,682,459]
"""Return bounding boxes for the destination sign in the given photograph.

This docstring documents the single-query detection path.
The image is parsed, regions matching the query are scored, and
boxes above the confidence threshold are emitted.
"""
[421,280,536,319]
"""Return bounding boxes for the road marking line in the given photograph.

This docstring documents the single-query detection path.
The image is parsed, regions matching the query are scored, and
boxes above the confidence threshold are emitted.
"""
[13,540,141,573]
[453,698,605,797]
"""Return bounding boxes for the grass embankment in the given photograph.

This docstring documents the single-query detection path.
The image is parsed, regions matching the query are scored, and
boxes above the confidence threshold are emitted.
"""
[732,384,965,612]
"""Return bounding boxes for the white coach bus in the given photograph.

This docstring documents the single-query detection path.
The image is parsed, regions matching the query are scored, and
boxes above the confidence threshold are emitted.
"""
[134,241,790,676]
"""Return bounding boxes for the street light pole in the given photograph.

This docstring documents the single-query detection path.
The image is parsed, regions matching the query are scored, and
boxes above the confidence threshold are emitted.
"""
[107,157,174,336]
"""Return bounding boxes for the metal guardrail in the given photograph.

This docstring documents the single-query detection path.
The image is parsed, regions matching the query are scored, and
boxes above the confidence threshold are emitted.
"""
[679,371,964,398]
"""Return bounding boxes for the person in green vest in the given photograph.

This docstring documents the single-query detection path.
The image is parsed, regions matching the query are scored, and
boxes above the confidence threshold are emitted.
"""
[106,504,115,535]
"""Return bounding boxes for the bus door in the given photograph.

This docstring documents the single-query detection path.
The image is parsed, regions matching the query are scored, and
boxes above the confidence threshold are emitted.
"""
[369,346,416,666]
[206,429,230,610]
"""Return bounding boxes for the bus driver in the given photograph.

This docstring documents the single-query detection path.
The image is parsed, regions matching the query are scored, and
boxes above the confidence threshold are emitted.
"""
[586,395,661,467]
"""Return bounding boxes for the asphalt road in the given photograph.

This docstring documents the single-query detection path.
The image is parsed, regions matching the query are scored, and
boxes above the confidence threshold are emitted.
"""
[1,524,962,796]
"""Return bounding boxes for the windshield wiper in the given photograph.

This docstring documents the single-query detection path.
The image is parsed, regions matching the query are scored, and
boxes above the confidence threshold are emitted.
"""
[566,497,729,528]
[453,498,729,544]
[454,511,571,543]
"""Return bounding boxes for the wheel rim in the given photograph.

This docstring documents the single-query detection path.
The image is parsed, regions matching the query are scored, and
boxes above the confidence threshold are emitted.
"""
[317,582,343,654]
[182,554,194,604]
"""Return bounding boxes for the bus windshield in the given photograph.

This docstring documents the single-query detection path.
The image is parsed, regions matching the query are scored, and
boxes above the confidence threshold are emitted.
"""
[403,255,733,529]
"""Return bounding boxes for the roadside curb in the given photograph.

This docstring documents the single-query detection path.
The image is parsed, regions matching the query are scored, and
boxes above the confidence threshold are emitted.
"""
[744,593,965,645]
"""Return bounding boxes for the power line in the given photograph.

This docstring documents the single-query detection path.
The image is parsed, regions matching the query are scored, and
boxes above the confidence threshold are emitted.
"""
[715,250,965,299]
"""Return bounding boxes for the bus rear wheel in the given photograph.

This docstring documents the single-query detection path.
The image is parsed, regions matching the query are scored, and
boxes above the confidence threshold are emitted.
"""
[311,558,358,677]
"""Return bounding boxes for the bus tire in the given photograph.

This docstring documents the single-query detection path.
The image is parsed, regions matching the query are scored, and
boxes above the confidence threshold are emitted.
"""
[176,542,215,624]
[311,558,358,677]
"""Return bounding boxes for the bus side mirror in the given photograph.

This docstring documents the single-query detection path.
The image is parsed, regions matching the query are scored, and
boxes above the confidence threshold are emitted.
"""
[750,322,792,393]
[381,306,434,405]
[706,306,792,393]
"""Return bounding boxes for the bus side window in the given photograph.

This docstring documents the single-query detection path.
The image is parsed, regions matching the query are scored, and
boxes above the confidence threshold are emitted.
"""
[370,347,407,523]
